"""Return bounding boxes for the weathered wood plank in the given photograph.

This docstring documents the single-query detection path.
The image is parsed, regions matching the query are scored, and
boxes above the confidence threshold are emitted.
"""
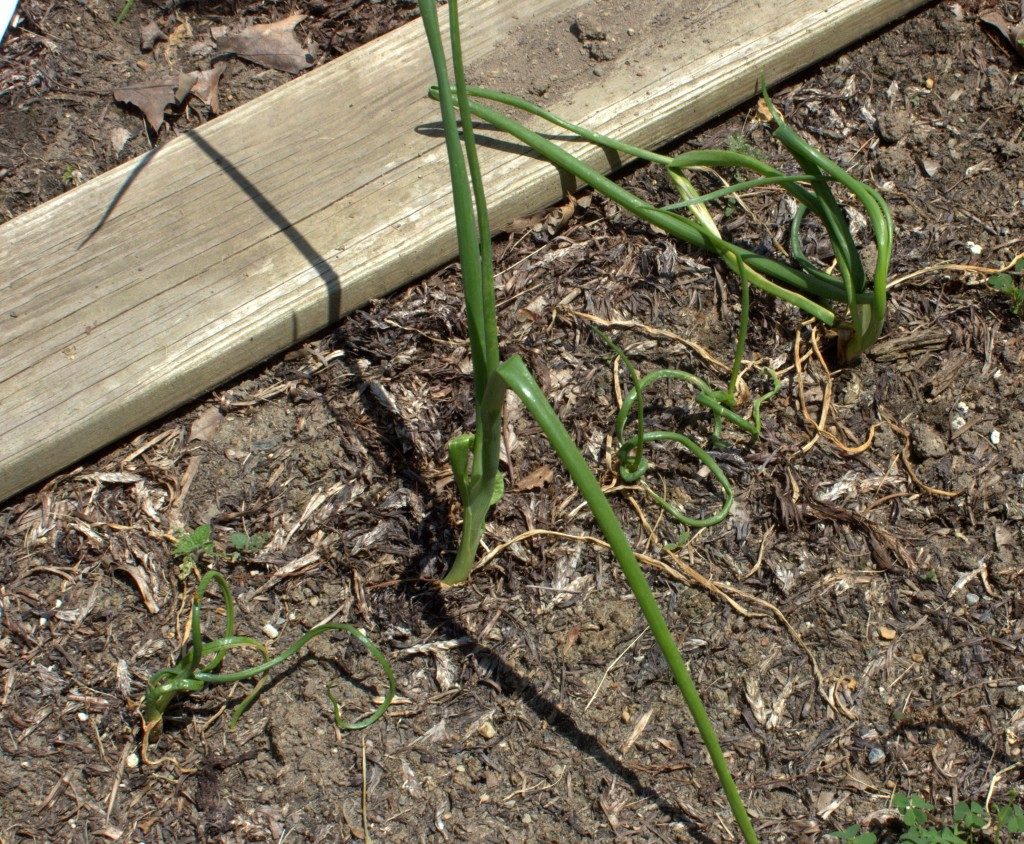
[0,0,925,502]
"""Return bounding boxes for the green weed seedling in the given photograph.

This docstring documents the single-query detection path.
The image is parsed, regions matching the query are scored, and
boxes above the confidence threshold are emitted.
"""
[141,569,395,764]
[987,257,1024,316]
[172,523,268,580]
[833,793,1024,843]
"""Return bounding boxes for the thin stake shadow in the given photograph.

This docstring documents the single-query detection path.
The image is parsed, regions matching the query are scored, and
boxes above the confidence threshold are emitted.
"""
[82,130,342,325]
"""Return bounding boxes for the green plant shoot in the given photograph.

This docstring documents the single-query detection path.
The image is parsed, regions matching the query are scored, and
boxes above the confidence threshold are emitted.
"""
[141,570,395,763]
[430,82,893,362]
[419,2,758,840]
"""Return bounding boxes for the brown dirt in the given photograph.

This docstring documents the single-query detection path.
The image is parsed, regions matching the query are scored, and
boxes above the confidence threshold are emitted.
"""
[2,1,1024,843]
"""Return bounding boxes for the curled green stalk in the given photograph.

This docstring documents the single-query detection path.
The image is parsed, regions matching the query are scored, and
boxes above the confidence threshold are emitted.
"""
[495,355,758,844]
[141,570,395,763]
[436,83,892,360]
[600,329,780,533]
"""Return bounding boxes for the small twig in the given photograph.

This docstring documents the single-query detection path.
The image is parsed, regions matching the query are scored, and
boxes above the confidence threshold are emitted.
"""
[585,630,647,711]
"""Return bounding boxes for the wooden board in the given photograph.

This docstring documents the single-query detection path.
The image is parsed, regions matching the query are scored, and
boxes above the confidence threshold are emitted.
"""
[0,0,926,503]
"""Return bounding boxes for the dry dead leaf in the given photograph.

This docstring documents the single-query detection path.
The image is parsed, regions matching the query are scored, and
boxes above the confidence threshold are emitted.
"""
[191,62,226,113]
[516,465,554,490]
[139,21,166,52]
[112,71,197,131]
[980,8,1024,57]
[216,13,313,74]
[189,406,224,441]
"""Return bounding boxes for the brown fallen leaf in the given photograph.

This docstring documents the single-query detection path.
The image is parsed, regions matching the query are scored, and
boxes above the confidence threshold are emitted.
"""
[191,62,226,113]
[516,465,555,491]
[980,6,1024,58]
[139,20,166,52]
[216,13,314,74]
[112,71,197,131]
[189,406,224,441]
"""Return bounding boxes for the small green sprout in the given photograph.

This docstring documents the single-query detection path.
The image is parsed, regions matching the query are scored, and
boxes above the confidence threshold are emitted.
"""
[115,0,135,23]
[833,793,1024,843]
[726,132,766,162]
[172,524,269,579]
[987,258,1024,316]
[595,326,781,534]
[141,570,395,764]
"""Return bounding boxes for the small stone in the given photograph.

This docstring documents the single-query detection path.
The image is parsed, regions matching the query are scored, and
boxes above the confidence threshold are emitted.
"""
[126,752,139,769]
[478,720,496,740]
[967,241,983,255]
[991,430,1001,446]
[867,747,886,765]
[921,158,940,177]
[262,623,279,639]
[911,423,946,460]
[77,712,89,722]
[621,707,631,723]
[966,593,980,605]
[522,814,533,825]
[879,625,897,641]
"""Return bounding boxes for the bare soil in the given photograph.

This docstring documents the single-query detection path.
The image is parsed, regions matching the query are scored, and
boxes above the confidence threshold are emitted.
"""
[2,1,1024,843]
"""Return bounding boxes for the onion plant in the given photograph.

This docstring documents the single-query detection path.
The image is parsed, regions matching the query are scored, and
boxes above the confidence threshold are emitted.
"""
[430,84,893,363]
[141,570,395,761]
[419,1,761,840]
[423,80,891,545]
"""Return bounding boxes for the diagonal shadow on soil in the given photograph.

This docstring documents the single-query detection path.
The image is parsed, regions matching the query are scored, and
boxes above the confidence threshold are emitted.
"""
[324,314,720,838]
[395,569,719,843]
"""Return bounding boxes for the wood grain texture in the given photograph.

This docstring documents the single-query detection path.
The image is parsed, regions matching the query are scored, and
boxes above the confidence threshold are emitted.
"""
[0,0,926,503]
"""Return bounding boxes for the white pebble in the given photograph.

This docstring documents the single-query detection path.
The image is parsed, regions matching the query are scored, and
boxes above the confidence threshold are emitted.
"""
[77,712,89,722]
[990,430,1001,445]
[126,752,139,769]
[262,623,279,639]
[967,241,983,255]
